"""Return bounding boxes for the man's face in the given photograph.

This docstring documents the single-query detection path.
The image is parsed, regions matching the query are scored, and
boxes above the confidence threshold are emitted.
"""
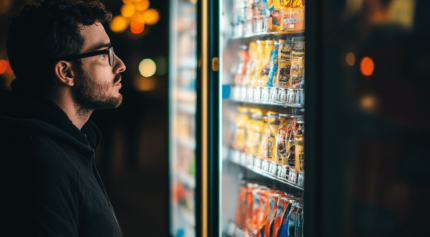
[72,23,126,113]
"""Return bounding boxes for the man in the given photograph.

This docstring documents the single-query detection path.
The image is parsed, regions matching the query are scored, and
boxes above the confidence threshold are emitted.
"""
[0,0,126,236]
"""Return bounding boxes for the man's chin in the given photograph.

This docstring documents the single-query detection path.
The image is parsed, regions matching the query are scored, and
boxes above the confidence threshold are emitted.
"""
[114,94,123,109]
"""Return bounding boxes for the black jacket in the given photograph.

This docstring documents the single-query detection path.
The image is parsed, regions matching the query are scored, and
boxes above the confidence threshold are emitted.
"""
[0,79,123,237]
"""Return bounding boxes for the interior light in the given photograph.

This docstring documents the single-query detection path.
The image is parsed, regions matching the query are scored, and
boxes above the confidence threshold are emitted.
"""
[360,95,377,110]
[346,52,355,66]
[121,4,135,18]
[135,0,149,11]
[139,58,157,77]
[110,16,128,33]
[142,9,159,25]
[133,75,157,91]
[360,57,374,76]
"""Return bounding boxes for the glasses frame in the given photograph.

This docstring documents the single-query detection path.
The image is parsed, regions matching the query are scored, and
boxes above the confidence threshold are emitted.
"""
[62,46,114,67]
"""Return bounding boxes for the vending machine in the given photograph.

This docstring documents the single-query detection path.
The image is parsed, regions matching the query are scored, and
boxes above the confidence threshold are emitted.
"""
[171,0,430,236]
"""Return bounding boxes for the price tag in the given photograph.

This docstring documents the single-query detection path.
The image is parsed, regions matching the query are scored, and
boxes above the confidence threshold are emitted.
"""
[254,157,262,169]
[233,86,240,100]
[261,160,269,172]
[240,86,247,99]
[277,165,283,177]
[269,88,278,101]
[246,154,254,166]
[240,153,247,165]
[245,21,253,34]
[269,162,277,175]
[298,172,305,187]
[261,88,269,101]
[289,169,297,183]
[280,165,289,179]
[279,89,287,102]
[246,87,254,100]
[253,87,261,100]
[254,19,263,33]
[231,150,239,163]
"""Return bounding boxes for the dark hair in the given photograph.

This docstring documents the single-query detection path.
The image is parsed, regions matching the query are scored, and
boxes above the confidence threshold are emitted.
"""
[6,0,112,88]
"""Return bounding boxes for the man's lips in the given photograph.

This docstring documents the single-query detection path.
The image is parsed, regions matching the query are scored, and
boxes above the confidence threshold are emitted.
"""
[114,75,122,85]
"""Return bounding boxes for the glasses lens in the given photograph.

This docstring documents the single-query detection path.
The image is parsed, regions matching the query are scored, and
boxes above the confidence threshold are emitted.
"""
[110,47,114,67]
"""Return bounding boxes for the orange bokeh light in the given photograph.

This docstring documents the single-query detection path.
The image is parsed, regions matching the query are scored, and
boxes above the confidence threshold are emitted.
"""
[360,57,374,76]
[346,52,355,66]
[121,4,135,17]
[135,0,149,11]
[0,60,8,74]
[130,24,144,34]
[142,8,159,25]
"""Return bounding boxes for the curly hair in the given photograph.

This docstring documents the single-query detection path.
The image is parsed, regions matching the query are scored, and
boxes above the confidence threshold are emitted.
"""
[6,0,112,88]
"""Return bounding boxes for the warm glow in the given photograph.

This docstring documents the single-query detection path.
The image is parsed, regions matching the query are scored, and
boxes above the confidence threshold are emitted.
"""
[139,58,157,77]
[110,16,128,33]
[133,76,157,91]
[0,60,7,74]
[360,95,377,110]
[346,52,355,66]
[130,24,144,34]
[360,57,374,76]
[130,14,145,34]
[135,0,149,11]
[142,9,159,25]
[121,4,135,18]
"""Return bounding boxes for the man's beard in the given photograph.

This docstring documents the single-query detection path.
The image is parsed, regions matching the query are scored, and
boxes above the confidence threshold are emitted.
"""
[72,69,123,116]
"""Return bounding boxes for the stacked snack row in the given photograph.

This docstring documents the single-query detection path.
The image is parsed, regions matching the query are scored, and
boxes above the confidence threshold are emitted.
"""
[232,0,305,37]
[228,182,304,237]
[231,107,305,187]
[231,37,304,105]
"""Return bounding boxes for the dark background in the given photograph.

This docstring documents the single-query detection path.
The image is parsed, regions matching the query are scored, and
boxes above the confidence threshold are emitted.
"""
[0,0,170,236]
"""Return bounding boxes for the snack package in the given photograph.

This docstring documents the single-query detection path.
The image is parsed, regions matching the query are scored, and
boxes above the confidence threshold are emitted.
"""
[290,37,305,89]
[249,188,262,235]
[243,42,258,86]
[250,40,265,86]
[286,118,297,167]
[256,190,275,236]
[235,183,248,229]
[232,107,249,151]
[249,112,264,157]
[235,45,251,85]
[245,184,259,234]
[258,116,270,159]
[262,193,280,237]
[294,120,304,172]
[276,114,293,164]
[257,40,274,87]
[272,198,292,237]
[262,0,274,12]
[276,38,293,88]
[267,113,280,162]
[265,41,280,87]
[282,7,305,32]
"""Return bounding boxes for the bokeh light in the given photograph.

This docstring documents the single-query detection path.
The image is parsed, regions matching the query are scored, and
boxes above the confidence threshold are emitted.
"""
[139,58,157,77]
[133,75,157,91]
[360,94,378,111]
[135,0,150,11]
[360,57,374,76]
[121,4,135,18]
[345,52,355,66]
[0,60,8,74]
[155,56,167,76]
[130,14,145,34]
[110,16,128,33]
[142,9,160,25]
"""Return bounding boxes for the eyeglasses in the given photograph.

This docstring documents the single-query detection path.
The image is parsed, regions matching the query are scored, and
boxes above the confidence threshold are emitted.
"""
[62,46,115,67]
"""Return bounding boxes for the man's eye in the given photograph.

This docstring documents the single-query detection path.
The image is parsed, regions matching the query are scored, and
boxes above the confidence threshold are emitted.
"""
[100,54,106,58]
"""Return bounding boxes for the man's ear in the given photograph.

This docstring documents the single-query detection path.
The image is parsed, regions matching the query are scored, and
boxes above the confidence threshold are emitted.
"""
[54,60,75,86]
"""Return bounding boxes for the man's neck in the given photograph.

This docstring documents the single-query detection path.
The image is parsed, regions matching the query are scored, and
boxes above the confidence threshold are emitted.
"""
[51,91,92,130]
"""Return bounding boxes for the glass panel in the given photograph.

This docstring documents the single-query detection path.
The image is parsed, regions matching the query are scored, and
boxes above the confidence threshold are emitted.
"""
[219,0,306,236]
[169,0,197,236]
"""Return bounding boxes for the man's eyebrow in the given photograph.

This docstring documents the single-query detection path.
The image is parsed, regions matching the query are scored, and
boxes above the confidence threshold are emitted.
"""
[87,42,111,52]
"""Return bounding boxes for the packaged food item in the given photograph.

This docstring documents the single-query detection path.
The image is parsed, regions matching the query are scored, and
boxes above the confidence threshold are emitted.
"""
[235,45,251,85]
[282,7,305,32]
[286,118,298,167]
[245,183,259,233]
[276,114,293,164]
[249,40,265,86]
[262,192,280,237]
[296,204,304,237]
[272,198,295,237]
[271,7,283,32]
[243,42,258,86]
[294,120,304,172]
[232,107,249,151]
[249,188,262,235]
[264,41,280,87]
[250,112,264,157]
[258,116,270,159]
[284,202,299,237]
[256,189,275,236]
[259,40,275,87]
[267,113,280,162]
[276,38,293,88]
[235,182,248,229]
[290,37,305,89]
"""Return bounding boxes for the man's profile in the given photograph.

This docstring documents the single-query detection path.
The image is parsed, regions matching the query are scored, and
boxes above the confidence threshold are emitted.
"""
[0,0,126,236]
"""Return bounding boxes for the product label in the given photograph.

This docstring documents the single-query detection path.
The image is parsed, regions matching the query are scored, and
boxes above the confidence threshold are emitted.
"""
[268,135,276,160]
